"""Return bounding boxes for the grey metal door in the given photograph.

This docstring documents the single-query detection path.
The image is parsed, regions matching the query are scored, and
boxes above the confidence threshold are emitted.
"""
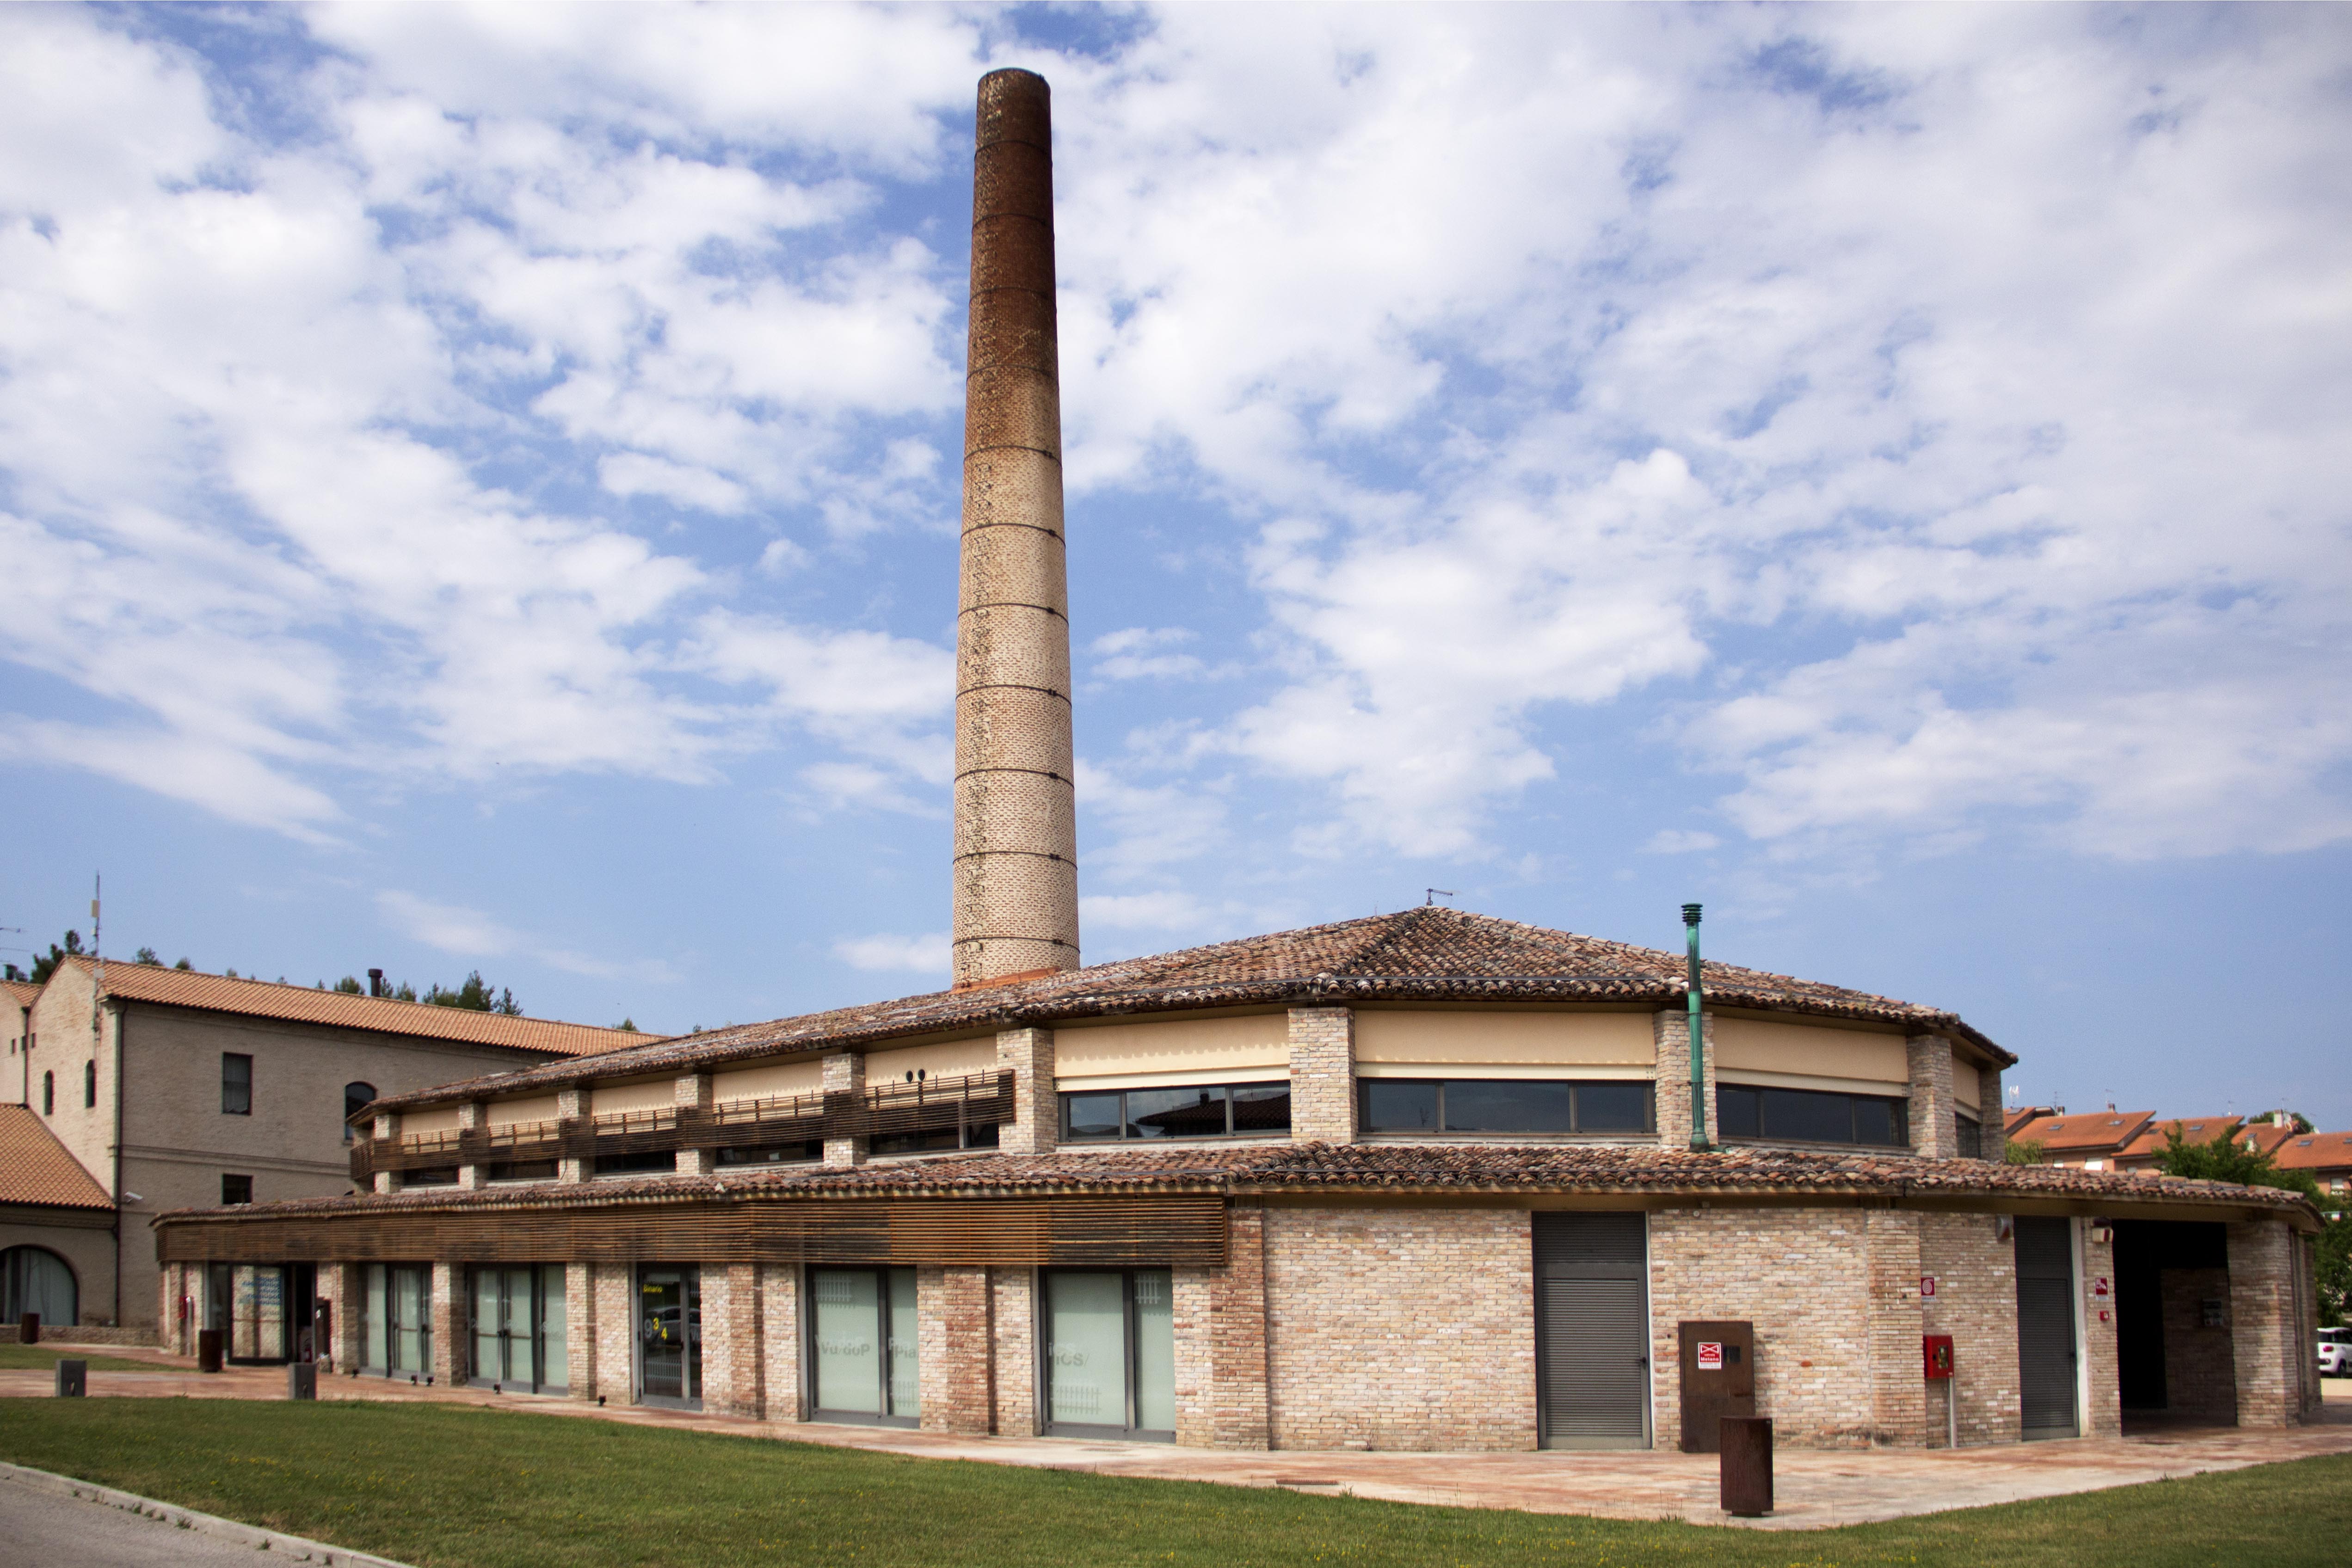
[2014,1217,2080,1438]
[1534,1212,1651,1448]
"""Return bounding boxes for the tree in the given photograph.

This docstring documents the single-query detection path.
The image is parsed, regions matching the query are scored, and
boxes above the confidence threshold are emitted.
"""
[2004,1139,2046,1166]
[2320,1221,2350,1328]
[134,947,160,966]
[618,1017,638,1033]
[29,930,85,985]
[2154,1124,2324,1203]
[173,958,193,971]
[333,976,363,995]
[418,972,521,1015]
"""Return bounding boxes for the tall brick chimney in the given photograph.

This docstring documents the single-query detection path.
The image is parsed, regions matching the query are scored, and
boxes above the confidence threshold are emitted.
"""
[952,69,1079,988]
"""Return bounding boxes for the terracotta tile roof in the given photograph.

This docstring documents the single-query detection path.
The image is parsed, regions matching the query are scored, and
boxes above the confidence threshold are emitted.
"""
[151,1140,2318,1227]
[2111,1114,2246,1166]
[0,980,37,1012]
[370,906,2015,1111]
[2007,1110,2153,1156]
[2273,1131,2352,1173]
[0,1105,114,1211]
[63,957,658,1059]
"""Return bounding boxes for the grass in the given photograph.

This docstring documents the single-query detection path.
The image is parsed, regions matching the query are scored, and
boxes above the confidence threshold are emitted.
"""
[0,1342,169,1372]
[0,1398,2347,1568]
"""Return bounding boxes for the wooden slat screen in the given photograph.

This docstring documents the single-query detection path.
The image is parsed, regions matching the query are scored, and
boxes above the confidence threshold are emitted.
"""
[158,1194,1228,1270]
[358,1072,1016,1174]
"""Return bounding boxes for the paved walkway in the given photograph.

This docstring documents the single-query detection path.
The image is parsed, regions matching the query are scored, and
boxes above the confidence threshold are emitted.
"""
[5,1344,2349,1531]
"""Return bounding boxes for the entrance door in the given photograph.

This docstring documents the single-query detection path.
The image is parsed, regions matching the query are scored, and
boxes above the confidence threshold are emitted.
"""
[1042,1269,1176,1439]
[1533,1212,1651,1449]
[636,1266,701,1409]
[808,1267,919,1425]
[2014,1217,2080,1439]
[471,1266,565,1392]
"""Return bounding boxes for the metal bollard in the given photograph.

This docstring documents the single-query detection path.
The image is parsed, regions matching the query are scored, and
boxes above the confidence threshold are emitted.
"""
[54,1358,86,1398]
[288,1361,318,1400]
[1719,1415,1773,1517]
[197,1328,224,1374]
[18,1312,39,1346]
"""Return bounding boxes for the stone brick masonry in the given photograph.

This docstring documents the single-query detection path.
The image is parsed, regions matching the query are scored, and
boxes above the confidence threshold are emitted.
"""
[1262,1204,1533,1451]
[1918,1212,2023,1445]
[1907,1036,1955,1160]
[919,1264,994,1435]
[1286,1010,1354,1143]
[1652,1010,1717,1148]
[995,1028,1056,1155]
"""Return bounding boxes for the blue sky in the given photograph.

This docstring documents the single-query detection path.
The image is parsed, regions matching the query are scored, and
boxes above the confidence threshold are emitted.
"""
[3,3,2348,1126]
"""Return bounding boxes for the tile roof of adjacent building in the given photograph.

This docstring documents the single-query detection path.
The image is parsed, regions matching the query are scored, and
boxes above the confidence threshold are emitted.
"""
[151,1140,2319,1227]
[1,980,37,1012]
[0,1104,114,1211]
[60,957,657,1059]
[2006,1109,2153,1155]
[2273,1131,2352,1172]
[2111,1113,2246,1164]
[368,906,2016,1112]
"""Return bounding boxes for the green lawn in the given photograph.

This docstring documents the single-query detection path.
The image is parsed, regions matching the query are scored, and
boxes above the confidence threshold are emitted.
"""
[0,1398,2346,1568]
[0,1342,168,1372]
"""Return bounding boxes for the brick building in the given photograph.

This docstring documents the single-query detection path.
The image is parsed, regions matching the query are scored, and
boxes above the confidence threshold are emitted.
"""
[148,68,2327,1452]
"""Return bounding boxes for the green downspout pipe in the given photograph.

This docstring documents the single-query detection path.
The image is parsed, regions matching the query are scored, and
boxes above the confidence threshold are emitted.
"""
[1683,904,1709,1151]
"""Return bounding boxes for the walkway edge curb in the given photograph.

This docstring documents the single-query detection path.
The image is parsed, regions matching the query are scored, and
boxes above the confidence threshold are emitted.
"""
[0,1460,416,1568]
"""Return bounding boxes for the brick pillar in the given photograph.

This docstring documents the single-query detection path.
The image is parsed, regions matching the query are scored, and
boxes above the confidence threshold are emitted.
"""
[564,1262,595,1399]
[431,1262,462,1386]
[823,1052,865,1168]
[1287,1008,1354,1144]
[593,1262,635,1404]
[702,1263,761,1416]
[991,1267,1037,1436]
[2227,1218,2307,1427]
[1907,1036,1956,1159]
[919,1265,994,1434]
[1979,1068,2007,1162]
[330,1263,363,1372]
[457,1101,485,1188]
[1172,1265,1212,1446]
[676,1073,714,1176]
[1865,1209,1927,1445]
[2082,1221,2121,1437]
[1653,1009,1717,1147]
[996,1027,1057,1153]
[1209,1203,1271,1449]
[373,1111,400,1194]
[556,1088,589,1182]
[763,1264,802,1421]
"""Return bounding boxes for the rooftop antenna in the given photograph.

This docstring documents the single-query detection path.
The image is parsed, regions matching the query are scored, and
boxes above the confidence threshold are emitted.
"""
[1425,888,1456,906]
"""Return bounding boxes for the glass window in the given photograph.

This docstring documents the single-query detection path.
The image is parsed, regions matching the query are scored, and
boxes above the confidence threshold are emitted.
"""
[402,1166,458,1187]
[809,1266,919,1424]
[345,1082,376,1144]
[715,1140,823,1167]
[1953,1112,1983,1159]
[0,1246,78,1326]
[1360,1080,1655,1136]
[42,1071,52,1115]
[486,1159,559,1182]
[870,1121,999,1156]
[222,1053,252,1115]
[1716,1084,1909,1148]
[1044,1269,1176,1439]
[84,1060,96,1108]
[593,1149,677,1176]
[1059,1083,1291,1142]
[221,1174,253,1205]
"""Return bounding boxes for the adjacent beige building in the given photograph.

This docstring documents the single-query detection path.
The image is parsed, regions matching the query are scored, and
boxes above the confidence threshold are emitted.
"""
[11,956,652,1332]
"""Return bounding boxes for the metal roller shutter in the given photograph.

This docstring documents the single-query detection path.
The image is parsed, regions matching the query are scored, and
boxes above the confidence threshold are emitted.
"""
[2013,1217,2080,1438]
[1533,1212,1650,1448]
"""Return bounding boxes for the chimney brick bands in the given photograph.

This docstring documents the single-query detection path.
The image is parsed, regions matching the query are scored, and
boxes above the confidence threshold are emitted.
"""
[954,69,1079,987]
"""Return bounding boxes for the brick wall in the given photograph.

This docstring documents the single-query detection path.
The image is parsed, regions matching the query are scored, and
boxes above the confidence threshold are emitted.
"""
[991,1267,1036,1436]
[565,1262,596,1398]
[1286,1009,1354,1143]
[701,1263,760,1416]
[1907,1036,1955,1159]
[1977,1067,2007,1162]
[430,1261,460,1385]
[919,1264,994,1434]
[996,1029,1056,1155]
[1263,1204,1533,1451]
[822,1051,864,1168]
[1653,1010,1717,1148]
[761,1264,802,1420]
[1865,1209,1927,1443]
[2082,1224,2121,1438]
[2228,1218,2307,1427]
[1208,1204,1270,1449]
[1918,1212,2023,1445]
[2158,1267,2237,1421]
[592,1261,633,1404]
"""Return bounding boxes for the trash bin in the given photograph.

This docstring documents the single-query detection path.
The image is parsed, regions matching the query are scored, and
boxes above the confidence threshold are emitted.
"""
[54,1359,86,1398]
[197,1328,224,1374]
[18,1312,39,1346]
[288,1361,318,1400]
[1720,1415,1773,1517]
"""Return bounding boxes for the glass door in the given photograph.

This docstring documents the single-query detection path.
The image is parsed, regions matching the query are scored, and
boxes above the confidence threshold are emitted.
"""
[808,1267,919,1426]
[636,1265,701,1409]
[470,1266,562,1391]
[365,1262,434,1377]
[1043,1269,1175,1439]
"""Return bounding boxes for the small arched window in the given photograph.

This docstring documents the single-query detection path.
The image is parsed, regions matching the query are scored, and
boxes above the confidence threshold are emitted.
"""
[344,1082,377,1143]
[0,1245,77,1326]
[84,1060,97,1108]
[42,1071,53,1116]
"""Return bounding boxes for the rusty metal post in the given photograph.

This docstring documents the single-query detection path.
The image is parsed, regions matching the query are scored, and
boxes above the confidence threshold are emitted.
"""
[17,1311,38,1345]
[1719,1415,1773,1516]
[953,68,1080,989]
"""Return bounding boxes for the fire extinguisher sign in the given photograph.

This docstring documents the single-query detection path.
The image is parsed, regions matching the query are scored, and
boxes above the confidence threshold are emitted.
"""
[1696,1341,1724,1371]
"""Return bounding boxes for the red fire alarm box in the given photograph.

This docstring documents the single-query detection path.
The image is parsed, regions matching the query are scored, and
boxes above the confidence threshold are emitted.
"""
[1922,1334,1954,1380]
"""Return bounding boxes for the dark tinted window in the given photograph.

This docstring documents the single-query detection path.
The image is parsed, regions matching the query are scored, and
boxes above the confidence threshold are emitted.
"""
[1716,1084,1908,1147]
[1953,1112,1983,1159]
[345,1082,376,1143]
[84,1060,96,1108]
[1059,1084,1291,1142]
[592,1149,676,1175]
[486,1159,559,1182]
[221,1174,253,1205]
[715,1141,823,1167]
[403,1166,458,1187]
[1361,1080,1654,1136]
[221,1053,252,1115]
[1767,1087,1854,1143]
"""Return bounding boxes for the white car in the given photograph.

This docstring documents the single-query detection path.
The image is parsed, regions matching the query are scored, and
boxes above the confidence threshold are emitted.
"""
[2321,1327,2351,1377]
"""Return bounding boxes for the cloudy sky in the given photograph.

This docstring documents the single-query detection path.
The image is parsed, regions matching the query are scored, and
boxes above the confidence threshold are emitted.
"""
[4,3,2348,1126]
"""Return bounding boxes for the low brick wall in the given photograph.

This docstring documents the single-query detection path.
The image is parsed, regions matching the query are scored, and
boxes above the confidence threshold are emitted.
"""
[0,1323,159,1347]
[2160,1267,2238,1421]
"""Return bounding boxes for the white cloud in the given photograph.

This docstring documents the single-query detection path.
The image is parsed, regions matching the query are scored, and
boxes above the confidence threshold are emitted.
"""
[833,931,948,974]
[1090,627,1207,681]
[376,889,663,984]
[1644,830,1721,855]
